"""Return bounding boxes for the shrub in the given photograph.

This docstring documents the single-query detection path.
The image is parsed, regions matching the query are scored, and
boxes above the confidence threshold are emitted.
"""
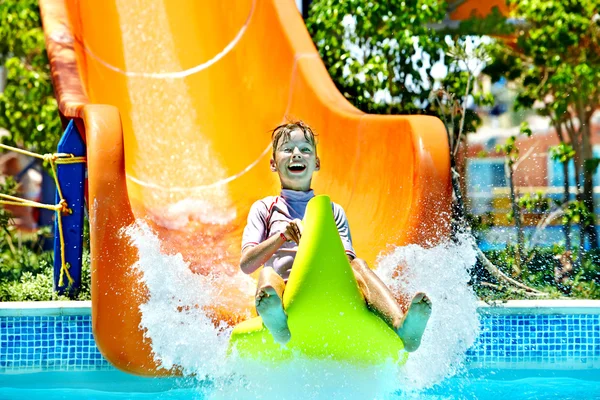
[475,246,600,300]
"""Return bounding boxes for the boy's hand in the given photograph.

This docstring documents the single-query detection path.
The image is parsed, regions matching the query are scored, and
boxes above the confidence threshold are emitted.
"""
[282,219,303,244]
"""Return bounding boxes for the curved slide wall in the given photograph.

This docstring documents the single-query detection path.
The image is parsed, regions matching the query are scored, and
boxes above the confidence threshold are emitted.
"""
[40,0,451,375]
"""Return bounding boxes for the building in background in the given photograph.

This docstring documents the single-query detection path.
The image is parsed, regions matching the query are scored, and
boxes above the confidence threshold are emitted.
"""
[464,79,600,248]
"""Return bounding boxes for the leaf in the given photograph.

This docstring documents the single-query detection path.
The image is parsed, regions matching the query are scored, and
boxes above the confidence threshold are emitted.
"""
[306,0,473,122]
[519,122,533,138]
[584,158,600,174]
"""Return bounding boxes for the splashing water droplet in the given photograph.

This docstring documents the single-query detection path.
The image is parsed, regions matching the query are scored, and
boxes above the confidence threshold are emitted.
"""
[126,223,479,397]
[375,233,480,390]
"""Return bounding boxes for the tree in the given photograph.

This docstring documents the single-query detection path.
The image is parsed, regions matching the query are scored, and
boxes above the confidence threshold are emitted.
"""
[429,39,494,233]
[306,0,448,115]
[0,0,62,154]
[306,1,488,226]
[306,1,549,296]
[549,142,576,250]
[485,0,600,252]
[0,0,61,263]
[495,122,532,274]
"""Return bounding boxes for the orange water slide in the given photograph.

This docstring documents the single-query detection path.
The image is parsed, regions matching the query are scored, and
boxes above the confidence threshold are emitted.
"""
[40,0,453,375]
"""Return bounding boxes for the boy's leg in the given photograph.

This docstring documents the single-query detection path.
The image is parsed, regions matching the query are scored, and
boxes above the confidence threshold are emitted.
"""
[350,258,431,352]
[255,267,291,344]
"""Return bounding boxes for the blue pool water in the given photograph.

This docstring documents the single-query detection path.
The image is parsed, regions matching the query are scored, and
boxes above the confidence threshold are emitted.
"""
[0,368,599,399]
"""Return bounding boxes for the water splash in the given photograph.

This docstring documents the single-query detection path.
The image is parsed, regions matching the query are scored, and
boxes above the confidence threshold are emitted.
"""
[214,358,402,400]
[147,198,236,230]
[124,221,254,380]
[375,234,480,390]
[125,222,479,398]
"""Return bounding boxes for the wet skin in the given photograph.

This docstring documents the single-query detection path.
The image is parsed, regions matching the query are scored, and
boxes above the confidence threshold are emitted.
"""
[246,128,432,350]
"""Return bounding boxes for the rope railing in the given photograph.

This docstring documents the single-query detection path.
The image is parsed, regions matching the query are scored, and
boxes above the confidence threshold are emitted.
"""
[0,142,86,287]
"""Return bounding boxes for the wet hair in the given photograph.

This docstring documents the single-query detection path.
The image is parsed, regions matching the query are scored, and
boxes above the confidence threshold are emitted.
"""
[271,120,318,158]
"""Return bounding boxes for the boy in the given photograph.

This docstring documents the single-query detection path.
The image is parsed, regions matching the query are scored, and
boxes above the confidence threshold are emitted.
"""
[240,121,431,351]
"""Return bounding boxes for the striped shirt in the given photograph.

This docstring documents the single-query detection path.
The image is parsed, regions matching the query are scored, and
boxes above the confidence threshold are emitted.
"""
[241,189,356,280]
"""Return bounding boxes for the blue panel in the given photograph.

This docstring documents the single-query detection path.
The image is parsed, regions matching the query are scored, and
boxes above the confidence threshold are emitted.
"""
[53,120,87,296]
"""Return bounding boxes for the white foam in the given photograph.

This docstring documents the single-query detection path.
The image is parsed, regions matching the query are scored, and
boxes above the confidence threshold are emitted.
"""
[215,358,402,400]
[375,234,480,390]
[125,221,253,380]
[126,222,479,397]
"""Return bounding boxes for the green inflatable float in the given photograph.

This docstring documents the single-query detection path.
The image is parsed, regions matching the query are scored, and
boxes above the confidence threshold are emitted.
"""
[230,195,408,366]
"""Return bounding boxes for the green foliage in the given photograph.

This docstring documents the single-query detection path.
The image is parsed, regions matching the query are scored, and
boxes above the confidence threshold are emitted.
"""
[549,143,575,164]
[0,229,50,278]
[0,0,62,154]
[519,121,532,138]
[430,46,494,149]
[0,176,17,230]
[496,122,532,166]
[0,227,91,301]
[306,0,449,114]
[0,265,56,301]
[485,2,600,252]
[475,246,600,300]
[466,211,494,239]
[486,0,600,112]
[570,250,600,298]
[306,0,493,138]
[570,279,600,299]
[0,174,91,301]
[0,1,91,302]
[496,135,517,165]
[584,157,600,174]
[0,260,91,302]
[518,192,552,214]
[563,200,594,226]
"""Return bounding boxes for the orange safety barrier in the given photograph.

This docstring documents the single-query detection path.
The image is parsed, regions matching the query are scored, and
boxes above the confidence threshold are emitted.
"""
[35,0,483,375]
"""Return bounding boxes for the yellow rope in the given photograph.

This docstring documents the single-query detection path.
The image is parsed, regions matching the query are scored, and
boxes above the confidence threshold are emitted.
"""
[0,200,61,212]
[0,143,85,165]
[0,142,86,288]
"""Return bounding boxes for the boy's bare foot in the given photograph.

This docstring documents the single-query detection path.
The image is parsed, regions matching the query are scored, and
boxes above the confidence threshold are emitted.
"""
[395,292,432,352]
[256,285,291,344]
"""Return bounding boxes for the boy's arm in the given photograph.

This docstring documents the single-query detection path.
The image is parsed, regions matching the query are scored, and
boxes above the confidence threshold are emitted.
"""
[240,233,287,274]
[240,219,303,274]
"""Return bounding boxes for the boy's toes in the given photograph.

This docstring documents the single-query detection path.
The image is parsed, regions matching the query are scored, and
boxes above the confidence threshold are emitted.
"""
[423,295,432,307]
[412,292,431,306]
[256,286,291,345]
[255,286,272,308]
[396,293,432,352]
[412,292,425,302]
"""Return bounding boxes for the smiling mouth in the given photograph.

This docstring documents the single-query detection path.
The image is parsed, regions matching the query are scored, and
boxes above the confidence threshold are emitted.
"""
[288,163,306,173]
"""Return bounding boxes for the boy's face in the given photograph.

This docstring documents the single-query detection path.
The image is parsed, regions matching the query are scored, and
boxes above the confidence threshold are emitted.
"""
[270,129,320,191]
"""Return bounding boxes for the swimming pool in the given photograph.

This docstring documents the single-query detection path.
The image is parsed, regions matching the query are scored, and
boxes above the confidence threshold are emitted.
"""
[0,368,599,399]
[1,301,599,399]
